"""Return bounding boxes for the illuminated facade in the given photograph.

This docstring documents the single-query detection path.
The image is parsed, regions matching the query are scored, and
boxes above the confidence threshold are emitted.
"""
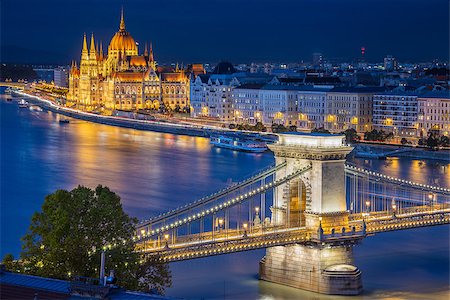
[67,9,189,112]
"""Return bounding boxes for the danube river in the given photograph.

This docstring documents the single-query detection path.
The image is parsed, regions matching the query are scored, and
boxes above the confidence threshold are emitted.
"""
[1,92,449,299]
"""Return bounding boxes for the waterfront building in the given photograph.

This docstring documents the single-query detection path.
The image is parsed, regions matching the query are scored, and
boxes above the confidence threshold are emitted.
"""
[190,62,240,121]
[259,85,299,126]
[54,67,69,87]
[325,87,384,133]
[373,91,419,137]
[297,86,332,130]
[159,65,190,111]
[417,91,450,137]
[67,9,190,112]
[232,83,265,124]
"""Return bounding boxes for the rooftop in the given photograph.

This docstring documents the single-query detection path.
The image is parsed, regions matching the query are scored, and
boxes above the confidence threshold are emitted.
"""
[0,270,171,300]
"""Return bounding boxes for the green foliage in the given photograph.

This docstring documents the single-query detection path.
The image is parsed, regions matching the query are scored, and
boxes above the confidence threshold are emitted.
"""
[20,185,171,294]
[271,123,288,133]
[364,129,393,142]
[341,128,360,144]
[425,131,445,149]
[440,135,449,147]
[2,253,22,272]
[231,122,267,132]
[311,127,331,134]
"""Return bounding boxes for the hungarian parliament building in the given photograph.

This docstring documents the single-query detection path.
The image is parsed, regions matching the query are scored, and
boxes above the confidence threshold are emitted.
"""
[67,10,203,112]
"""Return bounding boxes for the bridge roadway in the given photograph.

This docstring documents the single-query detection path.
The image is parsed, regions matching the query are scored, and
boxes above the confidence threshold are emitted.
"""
[0,82,25,88]
[137,205,450,262]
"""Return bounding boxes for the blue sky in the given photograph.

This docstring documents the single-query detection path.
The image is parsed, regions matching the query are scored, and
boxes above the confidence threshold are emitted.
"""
[1,0,448,64]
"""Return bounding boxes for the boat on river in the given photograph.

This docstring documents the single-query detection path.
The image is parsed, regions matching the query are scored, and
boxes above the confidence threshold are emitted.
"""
[59,119,70,124]
[210,135,267,152]
[29,105,43,112]
[18,99,28,108]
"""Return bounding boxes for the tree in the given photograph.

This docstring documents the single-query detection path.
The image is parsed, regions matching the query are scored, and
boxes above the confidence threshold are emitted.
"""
[2,253,22,272]
[20,185,171,294]
[342,128,360,144]
[311,127,331,134]
[271,123,287,133]
[426,132,440,149]
[440,135,449,147]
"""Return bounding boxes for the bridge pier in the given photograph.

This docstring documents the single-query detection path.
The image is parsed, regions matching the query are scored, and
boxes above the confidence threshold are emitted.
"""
[260,242,362,295]
[261,133,362,295]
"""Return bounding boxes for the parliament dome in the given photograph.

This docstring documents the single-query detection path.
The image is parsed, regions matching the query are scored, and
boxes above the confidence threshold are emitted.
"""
[108,9,138,55]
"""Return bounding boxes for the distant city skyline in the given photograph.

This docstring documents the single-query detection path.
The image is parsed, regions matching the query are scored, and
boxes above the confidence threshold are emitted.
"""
[1,0,449,64]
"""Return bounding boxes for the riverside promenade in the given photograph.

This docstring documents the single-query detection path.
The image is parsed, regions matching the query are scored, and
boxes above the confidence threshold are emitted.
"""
[14,90,222,138]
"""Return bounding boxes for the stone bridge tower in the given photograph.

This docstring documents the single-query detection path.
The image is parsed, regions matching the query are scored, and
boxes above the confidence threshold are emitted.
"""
[259,133,363,295]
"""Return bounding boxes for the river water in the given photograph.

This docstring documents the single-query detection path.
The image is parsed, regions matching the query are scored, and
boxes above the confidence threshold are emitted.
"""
[1,91,449,299]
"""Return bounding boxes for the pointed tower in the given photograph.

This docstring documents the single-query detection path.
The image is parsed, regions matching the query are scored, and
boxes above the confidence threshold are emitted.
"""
[81,33,89,61]
[120,6,126,31]
[89,33,97,59]
[149,42,154,62]
[99,42,104,60]
[144,42,148,57]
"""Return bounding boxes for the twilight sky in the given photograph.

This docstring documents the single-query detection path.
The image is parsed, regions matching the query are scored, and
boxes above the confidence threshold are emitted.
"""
[1,0,448,64]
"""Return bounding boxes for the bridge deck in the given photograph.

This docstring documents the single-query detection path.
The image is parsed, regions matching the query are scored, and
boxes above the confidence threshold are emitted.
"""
[138,207,450,262]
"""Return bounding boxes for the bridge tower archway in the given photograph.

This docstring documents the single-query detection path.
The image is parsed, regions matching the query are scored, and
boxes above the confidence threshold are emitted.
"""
[261,133,363,295]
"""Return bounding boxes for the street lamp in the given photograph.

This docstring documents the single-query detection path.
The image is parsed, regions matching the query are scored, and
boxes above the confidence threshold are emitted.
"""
[164,234,169,249]
[218,218,223,232]
[243,223,248,238]
[391,203,397,217]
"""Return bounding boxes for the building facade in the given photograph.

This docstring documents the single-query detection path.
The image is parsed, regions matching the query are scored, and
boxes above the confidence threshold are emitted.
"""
[417,91,450,137]
[68,10,190,112]
[297,87,331,130]
[232,84,264,124]
[54,67,69,88]
[373,92,419,137]
[325,87,382,133]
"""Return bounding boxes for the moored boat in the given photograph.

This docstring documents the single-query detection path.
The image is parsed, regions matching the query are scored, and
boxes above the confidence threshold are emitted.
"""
[210,135,267,152]
[59,119,70,124]
[18,99,29,108]
[29,105,43,112]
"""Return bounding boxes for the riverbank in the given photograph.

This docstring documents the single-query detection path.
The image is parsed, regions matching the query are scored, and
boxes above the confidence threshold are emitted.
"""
[14,91,221,138]
[352,143,450,162]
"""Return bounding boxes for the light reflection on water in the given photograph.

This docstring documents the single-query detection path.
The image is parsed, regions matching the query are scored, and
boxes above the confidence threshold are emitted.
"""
[0,95,449,299]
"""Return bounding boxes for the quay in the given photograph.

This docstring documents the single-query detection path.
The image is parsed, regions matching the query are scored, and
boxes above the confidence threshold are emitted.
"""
[10,89,267,139]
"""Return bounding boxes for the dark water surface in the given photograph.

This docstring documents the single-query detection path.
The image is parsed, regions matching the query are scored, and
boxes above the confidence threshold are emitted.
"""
[1,93,449,299]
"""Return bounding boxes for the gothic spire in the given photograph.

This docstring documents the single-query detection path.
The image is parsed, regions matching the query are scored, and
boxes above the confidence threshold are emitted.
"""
[99,42,104,59]
[144,42,148,57]
[81,33,89,60]
[119,7,125,31]
[82,33,88,53]
[149,42,154,61]
[89,33,96,57]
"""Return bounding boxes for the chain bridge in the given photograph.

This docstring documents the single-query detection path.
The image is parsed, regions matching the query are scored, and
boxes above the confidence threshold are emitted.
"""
[134,133,449,295]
